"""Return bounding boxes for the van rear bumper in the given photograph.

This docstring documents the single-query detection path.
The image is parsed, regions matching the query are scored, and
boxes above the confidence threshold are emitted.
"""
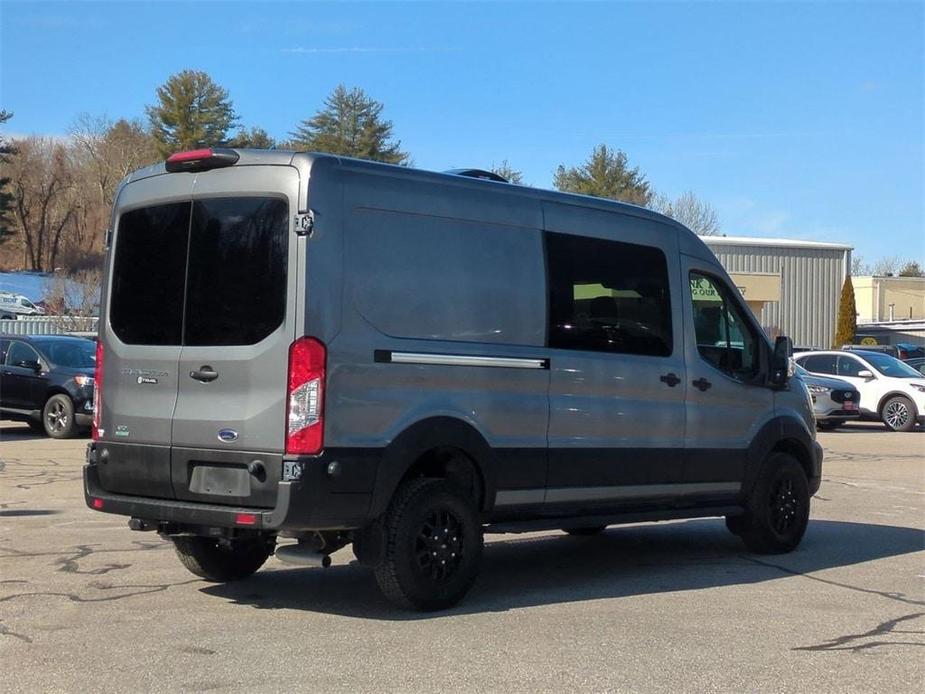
[84,452,374,531]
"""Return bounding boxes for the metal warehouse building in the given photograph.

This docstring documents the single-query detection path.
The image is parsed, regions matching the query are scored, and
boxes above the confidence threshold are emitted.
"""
[703,236,852,349]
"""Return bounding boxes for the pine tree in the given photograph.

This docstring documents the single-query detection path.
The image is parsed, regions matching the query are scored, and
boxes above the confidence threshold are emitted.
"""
[227,127,276,149]
[0,109,16,245]
[554,144,653,207]
[146,70,237,157]
[833,276,857,347]
[290,85,408,164]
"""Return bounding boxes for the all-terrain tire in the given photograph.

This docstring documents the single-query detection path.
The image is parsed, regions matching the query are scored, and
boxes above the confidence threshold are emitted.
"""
[43,394,78,439]
[881,396,917,432]
[373,478,483,611]
[736,453,810,554]
[172,536,271,582]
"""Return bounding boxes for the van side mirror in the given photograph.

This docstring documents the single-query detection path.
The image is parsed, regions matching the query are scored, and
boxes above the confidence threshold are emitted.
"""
[769,335,792,387]
[857,369,874,380]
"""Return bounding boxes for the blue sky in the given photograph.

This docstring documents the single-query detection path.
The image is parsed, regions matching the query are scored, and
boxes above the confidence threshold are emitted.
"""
[2,1,923,263]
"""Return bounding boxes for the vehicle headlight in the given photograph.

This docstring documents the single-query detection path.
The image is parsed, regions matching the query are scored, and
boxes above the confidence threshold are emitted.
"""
[74,375,95,387]
[806,384,831,395]
[911,384,925,394]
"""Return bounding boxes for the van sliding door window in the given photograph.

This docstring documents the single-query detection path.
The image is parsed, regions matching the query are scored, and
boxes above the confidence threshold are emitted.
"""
[184,197,289,346]
[546,232,673,356]
[110,202,190,345]
[690,273,759,380]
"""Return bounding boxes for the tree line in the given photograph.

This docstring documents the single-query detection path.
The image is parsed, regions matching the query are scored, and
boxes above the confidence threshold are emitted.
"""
[3,69,914,278]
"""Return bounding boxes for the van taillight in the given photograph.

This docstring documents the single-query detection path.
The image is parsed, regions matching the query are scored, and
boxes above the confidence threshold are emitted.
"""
[92,340,103,440]
[286,337,326,455]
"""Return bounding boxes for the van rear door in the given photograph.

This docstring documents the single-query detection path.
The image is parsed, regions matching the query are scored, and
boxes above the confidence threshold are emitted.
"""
[170,167,299,508]
[97,175,193,498]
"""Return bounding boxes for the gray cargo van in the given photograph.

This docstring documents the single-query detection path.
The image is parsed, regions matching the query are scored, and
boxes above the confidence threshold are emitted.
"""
[85,149,822,610]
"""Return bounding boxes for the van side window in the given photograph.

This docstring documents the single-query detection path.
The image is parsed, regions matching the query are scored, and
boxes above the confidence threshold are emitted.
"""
[690,273,759,380]
[546,232,672,357]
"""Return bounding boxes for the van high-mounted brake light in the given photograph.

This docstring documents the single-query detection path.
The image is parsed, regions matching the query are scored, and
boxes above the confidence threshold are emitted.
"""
[165,147,239,173]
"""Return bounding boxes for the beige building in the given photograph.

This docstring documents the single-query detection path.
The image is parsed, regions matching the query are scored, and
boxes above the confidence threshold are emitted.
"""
[853,275,925,323]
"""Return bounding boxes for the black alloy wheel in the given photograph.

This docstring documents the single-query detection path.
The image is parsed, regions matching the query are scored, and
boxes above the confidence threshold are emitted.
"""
[43,394,78,439]
[733,452,810,554]
[374,478,483,611]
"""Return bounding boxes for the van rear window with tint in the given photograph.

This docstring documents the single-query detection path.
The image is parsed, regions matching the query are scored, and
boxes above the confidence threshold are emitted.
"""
[111,202,190,345]
[184,197,289,346]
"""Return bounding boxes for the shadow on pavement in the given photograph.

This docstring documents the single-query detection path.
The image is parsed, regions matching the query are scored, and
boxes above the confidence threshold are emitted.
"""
[201,519,925,620]
[0,422,91,442]
[827,422,923,434]
[0,424,47,442]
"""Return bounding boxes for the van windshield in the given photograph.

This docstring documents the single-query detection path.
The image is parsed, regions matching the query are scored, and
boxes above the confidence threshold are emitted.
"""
[110,197,289,346]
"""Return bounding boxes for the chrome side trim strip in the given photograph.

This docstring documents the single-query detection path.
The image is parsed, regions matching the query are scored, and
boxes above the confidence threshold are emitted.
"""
[385,351,548,370]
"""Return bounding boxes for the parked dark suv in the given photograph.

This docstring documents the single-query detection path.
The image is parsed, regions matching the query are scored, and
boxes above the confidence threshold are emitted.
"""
[0,334,96,438]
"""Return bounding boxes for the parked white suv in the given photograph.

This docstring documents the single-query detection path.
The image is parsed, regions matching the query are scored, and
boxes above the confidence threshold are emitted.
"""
[794,350,925,431]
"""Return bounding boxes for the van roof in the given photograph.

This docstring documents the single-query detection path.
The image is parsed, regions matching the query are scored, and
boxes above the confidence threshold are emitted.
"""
[125,149,711,257]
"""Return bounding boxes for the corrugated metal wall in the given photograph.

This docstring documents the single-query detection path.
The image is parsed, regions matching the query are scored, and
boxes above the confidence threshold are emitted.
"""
[706,244,848,348]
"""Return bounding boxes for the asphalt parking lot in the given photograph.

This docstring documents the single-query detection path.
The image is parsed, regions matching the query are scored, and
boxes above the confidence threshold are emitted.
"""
[1,422,922,693]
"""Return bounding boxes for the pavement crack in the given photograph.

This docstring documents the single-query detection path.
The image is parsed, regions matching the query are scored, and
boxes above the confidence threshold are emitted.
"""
[0,578,201,604]
[741,555,925,607]
[55,544,132,575]
[0,620,32,644]
[794,612,925,652]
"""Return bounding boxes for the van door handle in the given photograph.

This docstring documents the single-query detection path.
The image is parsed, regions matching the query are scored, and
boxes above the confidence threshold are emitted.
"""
[692,377,712,392]
[659,373,681,387]
[190,366,219,383]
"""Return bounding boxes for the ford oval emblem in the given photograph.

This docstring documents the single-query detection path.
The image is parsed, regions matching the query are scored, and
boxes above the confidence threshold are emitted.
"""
[217,429,238,443]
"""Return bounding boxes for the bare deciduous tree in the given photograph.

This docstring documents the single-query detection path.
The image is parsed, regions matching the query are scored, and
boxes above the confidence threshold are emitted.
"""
[7,137,81,271]
[872,255,903,276]
[70,114,159,209]
[653,191,721,236]
[41,268,101,332]
[851,255,871,276]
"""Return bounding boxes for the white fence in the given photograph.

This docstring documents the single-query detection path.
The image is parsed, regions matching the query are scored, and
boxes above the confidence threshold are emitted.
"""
[0,315,99,337]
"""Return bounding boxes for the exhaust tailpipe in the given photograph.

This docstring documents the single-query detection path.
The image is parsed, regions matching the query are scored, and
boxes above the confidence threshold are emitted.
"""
[275,543,332,568]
